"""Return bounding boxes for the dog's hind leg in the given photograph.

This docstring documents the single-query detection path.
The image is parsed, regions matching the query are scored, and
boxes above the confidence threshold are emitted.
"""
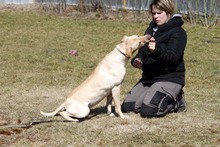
[64,102,90,120]
[59,111,79,122]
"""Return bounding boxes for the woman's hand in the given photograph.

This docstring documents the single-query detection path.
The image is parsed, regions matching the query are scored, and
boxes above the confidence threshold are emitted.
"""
[148,37,156,53]
[133,58,143,69]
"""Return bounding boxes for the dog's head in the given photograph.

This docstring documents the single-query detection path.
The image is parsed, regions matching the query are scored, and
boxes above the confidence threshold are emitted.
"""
[119,35,150,58]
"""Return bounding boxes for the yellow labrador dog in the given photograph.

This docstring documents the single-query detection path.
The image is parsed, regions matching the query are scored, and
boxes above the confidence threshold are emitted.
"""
[40,35,149,121]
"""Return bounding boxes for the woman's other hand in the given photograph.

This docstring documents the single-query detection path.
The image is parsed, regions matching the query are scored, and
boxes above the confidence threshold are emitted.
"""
[133,58,143,69]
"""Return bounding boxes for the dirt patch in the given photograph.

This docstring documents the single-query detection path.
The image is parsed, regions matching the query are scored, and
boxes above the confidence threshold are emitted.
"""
[0,114,9,126]
[0,128,22,136]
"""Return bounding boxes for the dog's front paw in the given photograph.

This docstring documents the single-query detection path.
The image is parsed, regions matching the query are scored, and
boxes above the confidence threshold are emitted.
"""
[107,110,115,117]
[110,113,115,117]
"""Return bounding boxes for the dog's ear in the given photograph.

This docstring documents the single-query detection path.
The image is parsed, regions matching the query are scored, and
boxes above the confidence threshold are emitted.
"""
[125,47,132,58]
[121,35,132,58]
[121,35,128,43]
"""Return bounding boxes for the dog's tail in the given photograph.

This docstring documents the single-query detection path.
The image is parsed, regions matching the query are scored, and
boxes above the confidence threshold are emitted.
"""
[40,103,65,117]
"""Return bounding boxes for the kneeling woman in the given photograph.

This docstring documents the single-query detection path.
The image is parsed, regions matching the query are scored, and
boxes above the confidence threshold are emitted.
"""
[121,0,187,118]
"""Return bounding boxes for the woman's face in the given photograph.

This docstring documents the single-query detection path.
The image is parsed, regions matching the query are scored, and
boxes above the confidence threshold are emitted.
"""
[152,5,170,25]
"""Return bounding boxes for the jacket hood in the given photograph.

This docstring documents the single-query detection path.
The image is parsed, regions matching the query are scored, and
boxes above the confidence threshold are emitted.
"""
[147,14,184,33]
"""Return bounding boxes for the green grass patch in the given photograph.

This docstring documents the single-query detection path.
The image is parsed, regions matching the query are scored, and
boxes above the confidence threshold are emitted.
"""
[0,10,220,147]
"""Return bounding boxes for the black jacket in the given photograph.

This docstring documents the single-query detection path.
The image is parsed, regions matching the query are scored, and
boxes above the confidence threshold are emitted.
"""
[131,15,187,86]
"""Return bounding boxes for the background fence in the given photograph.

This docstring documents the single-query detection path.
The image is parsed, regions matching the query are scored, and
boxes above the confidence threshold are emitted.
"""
[0,0,219,26]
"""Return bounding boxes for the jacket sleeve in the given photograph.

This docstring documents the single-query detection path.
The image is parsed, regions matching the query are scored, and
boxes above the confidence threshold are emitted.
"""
[150,28,187,65]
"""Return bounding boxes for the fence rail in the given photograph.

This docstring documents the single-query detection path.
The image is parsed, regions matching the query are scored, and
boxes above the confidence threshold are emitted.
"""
[1,0,219,26]
[1,0,220,14]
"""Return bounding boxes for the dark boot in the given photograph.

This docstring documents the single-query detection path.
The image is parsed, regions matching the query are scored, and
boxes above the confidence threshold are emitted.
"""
[176,90,188,112]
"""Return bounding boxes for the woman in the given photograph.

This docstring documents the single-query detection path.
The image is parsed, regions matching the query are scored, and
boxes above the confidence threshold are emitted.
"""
[121,0,187,118]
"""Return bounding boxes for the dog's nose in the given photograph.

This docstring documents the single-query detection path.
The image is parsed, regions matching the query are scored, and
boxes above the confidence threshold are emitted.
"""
[145,34,151,39]
[145,34,151,42]
[142,35,150,43]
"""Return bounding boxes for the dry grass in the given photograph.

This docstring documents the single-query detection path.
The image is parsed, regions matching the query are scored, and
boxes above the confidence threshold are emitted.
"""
[0,6,220,147]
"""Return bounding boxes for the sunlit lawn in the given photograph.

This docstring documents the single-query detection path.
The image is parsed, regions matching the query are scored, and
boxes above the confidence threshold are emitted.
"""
[0,9,220,147]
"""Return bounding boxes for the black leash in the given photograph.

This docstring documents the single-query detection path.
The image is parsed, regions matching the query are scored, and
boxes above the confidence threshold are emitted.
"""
[0,98,113,129]
[0,118,70,129]
[1,101,112,128]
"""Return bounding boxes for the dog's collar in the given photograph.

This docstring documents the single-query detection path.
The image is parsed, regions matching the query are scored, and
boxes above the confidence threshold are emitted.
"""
[117,48,129,58]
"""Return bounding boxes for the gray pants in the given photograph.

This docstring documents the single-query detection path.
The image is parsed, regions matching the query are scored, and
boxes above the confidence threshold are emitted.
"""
[121,81,182,118]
